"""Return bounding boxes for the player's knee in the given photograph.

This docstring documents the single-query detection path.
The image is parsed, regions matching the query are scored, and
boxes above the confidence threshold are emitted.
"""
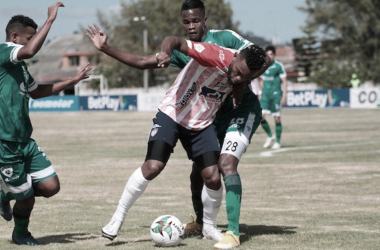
[142,160,165,180]
[218,155,238,176]
[202,165,221,189]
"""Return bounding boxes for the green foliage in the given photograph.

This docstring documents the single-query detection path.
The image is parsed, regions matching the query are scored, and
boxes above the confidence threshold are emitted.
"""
[94,0,238,88]
[299,0,380,86]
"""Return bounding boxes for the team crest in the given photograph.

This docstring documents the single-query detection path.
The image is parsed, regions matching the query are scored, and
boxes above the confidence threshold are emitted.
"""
[194,43,205,53]
[1,166,13,178]
[151,124,161,137]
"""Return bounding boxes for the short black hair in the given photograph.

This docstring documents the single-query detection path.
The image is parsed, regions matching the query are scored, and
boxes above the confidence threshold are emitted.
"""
[239,44,267,71]
[265,45,276,55]
[6,15,38,39]
[181,0,205,16]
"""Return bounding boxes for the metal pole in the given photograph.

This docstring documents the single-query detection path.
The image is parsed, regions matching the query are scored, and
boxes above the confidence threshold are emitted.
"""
[143,28,148,92]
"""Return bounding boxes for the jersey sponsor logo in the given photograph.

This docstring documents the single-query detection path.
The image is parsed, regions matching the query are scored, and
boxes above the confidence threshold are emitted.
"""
[200,86,226,103]
[219,50,225,63]
[176,82,197,109]
[194,43,205,53]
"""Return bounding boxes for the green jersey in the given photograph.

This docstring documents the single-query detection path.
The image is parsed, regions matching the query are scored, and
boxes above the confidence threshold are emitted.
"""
[0,43,37,142]
[261,60,286,95]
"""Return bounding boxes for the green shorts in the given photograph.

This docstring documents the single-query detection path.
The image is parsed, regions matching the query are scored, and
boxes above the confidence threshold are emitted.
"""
[260,90,282,116]
[215,87,262,159]
[0,139,56,200]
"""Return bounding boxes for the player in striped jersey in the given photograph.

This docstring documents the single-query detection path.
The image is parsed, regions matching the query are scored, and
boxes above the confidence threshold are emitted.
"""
[87,22,269,245]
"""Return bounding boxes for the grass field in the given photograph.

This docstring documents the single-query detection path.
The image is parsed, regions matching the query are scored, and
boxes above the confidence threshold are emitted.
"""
[1,108,379,250]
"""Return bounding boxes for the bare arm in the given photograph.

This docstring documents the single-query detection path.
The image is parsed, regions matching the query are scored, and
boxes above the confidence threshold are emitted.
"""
[29,63,92,99]
[17,2,64,61]
[86,23,159,70]
[281,76,287,106]
[156,36,188,67]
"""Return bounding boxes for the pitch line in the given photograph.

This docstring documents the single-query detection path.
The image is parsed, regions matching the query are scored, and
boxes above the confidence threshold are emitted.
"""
[256,141,380,157]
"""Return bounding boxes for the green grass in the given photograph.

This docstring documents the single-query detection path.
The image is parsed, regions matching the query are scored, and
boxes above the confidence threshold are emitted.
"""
[1,109,379,250]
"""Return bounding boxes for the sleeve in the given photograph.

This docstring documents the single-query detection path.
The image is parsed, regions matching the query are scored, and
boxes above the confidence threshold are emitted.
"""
[170,50,190,69]
[186,40,234,69]
[0,43,23,67]
[217,30,253,51]
[278,62,287,78]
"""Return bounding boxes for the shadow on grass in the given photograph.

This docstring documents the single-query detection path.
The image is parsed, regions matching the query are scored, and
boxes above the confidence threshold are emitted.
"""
[218,224,297,243]
[36,233,98,244]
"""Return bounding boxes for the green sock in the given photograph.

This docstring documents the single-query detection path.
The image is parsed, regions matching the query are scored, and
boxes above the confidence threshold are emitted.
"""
[191,191,203,225]
[275,122,282,143]
[261,120,273,137]
[224,173,242,236]
[13,204,32,237]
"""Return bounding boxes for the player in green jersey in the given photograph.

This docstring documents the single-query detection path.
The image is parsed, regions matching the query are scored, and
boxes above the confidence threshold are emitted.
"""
[259,45,288,149]
[0,2,92,245]
[87,1,269,248]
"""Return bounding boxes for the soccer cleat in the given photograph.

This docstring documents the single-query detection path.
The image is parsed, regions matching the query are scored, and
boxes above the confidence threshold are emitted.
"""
[263,136,275,148]
[0,187,12,221]
[183,214,202,234]
[101,219,123,240]
[202,225,224,241]
[12,231,40,246]
[214,231,240,249]
[272,142,281,149]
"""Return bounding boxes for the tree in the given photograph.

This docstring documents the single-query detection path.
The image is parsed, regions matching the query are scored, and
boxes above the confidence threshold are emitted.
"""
[299,0,380,87]
[94,0,238,88]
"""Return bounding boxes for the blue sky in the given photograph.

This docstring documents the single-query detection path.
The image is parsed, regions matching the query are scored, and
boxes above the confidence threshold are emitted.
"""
[0,0,307,44]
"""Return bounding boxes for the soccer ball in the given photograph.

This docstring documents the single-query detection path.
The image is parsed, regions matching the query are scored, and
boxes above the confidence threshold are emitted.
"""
[150,215,184,247]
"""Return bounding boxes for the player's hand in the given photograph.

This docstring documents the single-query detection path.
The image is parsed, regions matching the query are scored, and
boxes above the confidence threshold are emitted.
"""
[86,23,108,51]
[281,96,287,107]
[70,63,92,84]
[156,52,171,68]
[47,2,64,22]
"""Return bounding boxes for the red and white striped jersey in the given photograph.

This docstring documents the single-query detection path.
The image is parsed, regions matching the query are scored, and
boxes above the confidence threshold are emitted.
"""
[159,40,237,130]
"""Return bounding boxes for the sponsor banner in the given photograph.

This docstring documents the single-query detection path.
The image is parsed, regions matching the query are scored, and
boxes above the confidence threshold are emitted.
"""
[29,96,79,112]
[350,88,380,109]
[286,89,349,108]
[79,95,137,111]
[138,92,166,111]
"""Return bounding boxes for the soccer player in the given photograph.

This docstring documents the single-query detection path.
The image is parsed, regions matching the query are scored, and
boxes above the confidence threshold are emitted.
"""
[0,2,92,245]
[86,23,268,245]
[259,45,287,149]
[87,1,269,248]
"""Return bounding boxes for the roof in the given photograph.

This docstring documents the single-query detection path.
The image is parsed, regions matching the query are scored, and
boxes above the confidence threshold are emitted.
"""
[28,33,97,84]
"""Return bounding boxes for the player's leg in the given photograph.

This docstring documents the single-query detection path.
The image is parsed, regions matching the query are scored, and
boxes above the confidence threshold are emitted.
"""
[0,162,38,245]
[183,162,204,234]
[102,111,177,240]
[215,107,261,249]
[0,186,13,221]
[260,94,274,148]
[181,125,223,241]
[271,94,283,149]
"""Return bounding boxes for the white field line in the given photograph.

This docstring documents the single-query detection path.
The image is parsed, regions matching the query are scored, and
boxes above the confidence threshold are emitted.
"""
[245,141,380,158]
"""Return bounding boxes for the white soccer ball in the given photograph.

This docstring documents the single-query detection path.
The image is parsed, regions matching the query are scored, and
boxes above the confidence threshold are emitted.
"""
[150,215,184,247]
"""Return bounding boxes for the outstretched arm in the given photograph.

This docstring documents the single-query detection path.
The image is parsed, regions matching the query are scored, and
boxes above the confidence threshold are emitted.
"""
[18,2,64,61]
[86,23,160,70]
[29,63,92,99]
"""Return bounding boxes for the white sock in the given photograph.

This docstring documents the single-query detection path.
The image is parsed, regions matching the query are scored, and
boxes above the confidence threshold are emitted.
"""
[202,185,223,228]
[111,167,150,222]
